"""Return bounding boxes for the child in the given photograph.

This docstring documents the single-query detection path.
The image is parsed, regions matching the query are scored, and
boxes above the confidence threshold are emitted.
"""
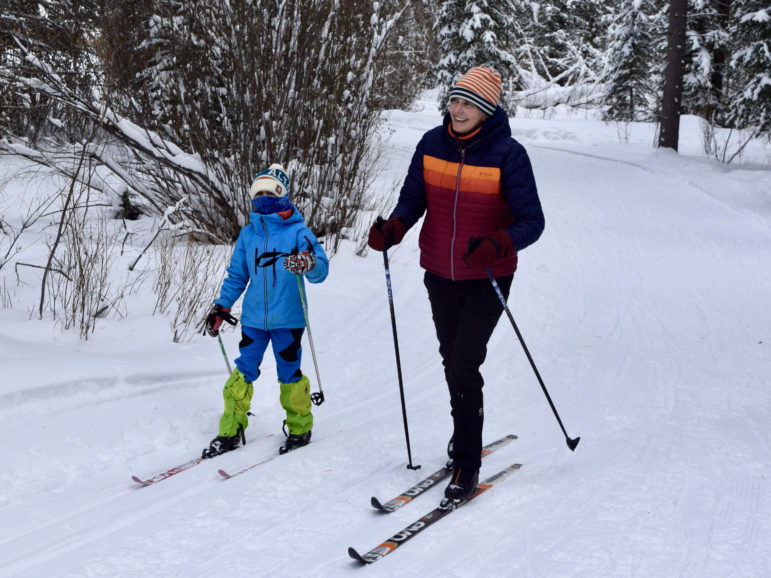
[202,163,329,457]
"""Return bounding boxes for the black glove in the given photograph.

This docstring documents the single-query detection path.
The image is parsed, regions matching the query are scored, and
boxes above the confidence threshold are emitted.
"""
[204,304,237,337]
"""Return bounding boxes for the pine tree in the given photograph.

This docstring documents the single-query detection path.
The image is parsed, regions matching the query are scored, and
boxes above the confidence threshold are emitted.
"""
[725,0,770,137]
[434,0,520,112]
[523,0,605,86]
[602,0,658,122]
[683,0,732,122]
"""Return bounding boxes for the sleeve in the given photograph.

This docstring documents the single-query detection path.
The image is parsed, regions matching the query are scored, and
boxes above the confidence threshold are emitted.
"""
[214,230,250,308]
[500,142,545,251]
[389,138,428,230]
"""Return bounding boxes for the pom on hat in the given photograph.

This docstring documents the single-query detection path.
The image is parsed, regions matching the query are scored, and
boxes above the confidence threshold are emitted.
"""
[448,66,502,117]
[250,163,290,199]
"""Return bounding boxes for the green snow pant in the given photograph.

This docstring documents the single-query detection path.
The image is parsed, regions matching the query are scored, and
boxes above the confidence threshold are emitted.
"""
[218,368,254,437]
[280,375,313,435]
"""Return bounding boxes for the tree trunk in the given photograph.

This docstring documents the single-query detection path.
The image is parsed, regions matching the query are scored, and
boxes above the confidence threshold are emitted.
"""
[658,0,688,151]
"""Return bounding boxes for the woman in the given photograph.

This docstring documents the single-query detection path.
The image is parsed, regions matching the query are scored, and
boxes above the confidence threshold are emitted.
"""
[368,66,545,507]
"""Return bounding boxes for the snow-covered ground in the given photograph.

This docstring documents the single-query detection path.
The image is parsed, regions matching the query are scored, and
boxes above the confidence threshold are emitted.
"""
[1,99,769,577]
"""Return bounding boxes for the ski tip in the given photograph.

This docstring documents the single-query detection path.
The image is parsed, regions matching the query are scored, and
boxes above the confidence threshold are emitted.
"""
[218,469,232,479]
[348,547,368,564]
[131,475,150,486]
[371,496,405,513]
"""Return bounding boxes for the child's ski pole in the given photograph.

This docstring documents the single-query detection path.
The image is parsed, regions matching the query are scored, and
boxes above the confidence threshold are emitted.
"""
[296,275,325,406]
[217,334,232,374]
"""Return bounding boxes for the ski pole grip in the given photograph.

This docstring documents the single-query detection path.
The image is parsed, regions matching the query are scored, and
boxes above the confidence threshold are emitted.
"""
[374,216,396,250]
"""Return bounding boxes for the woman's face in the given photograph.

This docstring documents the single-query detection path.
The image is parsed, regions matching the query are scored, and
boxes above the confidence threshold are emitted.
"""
[448,97,487,135]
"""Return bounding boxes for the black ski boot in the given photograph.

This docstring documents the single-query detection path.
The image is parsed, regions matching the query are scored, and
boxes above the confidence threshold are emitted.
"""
[202,425,245,459]
[279,430,311,455]
[440,467,479,508]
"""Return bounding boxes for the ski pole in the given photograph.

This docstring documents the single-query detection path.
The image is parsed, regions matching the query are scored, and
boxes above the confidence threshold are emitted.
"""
[486,269,580,451]
[217,334,232,375]
[381,246,420,470]
[296,274,325,406]
[208,308,237,375]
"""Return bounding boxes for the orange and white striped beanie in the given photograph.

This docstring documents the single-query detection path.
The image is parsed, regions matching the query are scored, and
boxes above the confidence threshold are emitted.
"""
[448,66,502,116]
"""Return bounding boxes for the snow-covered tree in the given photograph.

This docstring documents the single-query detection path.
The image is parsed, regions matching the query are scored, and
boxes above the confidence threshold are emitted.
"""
[97,0,410,245]
[96,1,155,107]
[373,1,439,110]
[434,0,520,112]
[527,0,606,87]
[602,0,658,122]
[0,0,100,142]
[683,0,732,122]
[725,1,770,138]
[2,0,413,246]
[1,0,39,139]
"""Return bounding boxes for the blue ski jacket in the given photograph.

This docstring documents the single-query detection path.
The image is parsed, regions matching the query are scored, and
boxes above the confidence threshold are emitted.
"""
[214,206,329,330]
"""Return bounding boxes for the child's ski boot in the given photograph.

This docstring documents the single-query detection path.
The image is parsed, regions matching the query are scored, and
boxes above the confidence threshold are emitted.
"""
[279,430,311,454]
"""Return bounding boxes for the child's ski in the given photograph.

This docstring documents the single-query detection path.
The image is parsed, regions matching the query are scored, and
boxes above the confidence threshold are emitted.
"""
[131,457,204,486]
[218,453,277,479]
[218,436,310,479]
[132,434,271,486]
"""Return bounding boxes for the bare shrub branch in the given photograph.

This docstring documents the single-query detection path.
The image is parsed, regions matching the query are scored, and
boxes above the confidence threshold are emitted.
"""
[152,231,232,343]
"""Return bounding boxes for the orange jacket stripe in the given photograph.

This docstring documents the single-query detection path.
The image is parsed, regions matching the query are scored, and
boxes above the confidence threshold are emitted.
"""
[424,155,501,195]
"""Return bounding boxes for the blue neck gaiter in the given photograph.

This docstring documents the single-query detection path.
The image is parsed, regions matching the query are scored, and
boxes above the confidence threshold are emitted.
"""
[252,195,291,214]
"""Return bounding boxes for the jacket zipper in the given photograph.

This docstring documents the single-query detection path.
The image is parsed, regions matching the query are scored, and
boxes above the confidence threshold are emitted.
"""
[260,217,269,328]
[450,135,489,280]
[451,149,465,280]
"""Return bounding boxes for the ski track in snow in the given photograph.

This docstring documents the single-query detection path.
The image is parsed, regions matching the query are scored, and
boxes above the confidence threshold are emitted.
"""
[1,107,769,576]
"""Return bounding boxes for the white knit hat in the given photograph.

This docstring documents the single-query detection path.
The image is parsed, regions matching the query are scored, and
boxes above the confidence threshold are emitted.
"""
[250,164,290,198]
